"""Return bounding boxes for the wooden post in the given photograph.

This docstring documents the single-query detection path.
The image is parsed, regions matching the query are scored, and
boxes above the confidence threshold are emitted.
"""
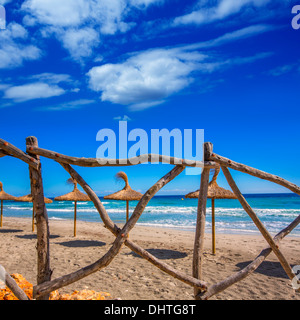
[126,200,129,222]
[211,198,216,255]
[1,200,3,227]
[193,142,212,299]
[32,207,35,232]
[26,136,51,300]
[221,166,295,282]
[74,201,77,237]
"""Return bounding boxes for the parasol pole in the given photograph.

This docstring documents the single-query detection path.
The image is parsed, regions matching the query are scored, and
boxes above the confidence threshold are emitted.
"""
[32,207,35,232]
[74,201,77,237]
[126,200,129,222]
[211,198,216,255]
[0,200,3,227]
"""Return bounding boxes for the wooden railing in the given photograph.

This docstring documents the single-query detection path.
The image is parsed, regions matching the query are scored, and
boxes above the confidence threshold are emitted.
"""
[0,137,299,300]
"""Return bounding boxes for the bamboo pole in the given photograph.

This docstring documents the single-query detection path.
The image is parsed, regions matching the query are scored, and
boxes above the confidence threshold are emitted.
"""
[211,199,216,255]
[221,166,295,281]
[26,136,51,300]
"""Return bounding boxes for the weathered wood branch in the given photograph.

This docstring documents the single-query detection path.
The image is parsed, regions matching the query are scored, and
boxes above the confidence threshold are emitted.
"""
[58,163,207,291]
[0,149,9,158]
[210,153,300,195]
[26,145,217,168]
[193,168,210,299]
[199,213,300,299]
[33,230,128,298]
[0,264,30,300]
[0,138,39,169]
[221,166,295,281]
[193,142,212,299]
[33,164,207,298]
[26,137,51,300]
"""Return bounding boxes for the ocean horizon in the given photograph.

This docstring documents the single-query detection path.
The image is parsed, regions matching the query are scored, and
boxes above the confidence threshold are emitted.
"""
[2,193,300,237]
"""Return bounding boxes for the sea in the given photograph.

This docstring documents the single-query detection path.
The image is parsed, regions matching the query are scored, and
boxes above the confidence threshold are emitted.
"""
[2,193,300,236]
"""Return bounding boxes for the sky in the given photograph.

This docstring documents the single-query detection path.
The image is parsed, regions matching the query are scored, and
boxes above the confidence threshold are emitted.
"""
[0,0,300,197]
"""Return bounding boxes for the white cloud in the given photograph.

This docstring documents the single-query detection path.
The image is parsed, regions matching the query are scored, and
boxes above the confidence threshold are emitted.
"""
[181,24,276,51]
[88,48,205,108]
[0,22,41,68]
[21,0,136,61]
[129,100,165,111]
[21,0,166,62]
[130,0,163,8]
[56,27,101,63]
[42,99,96,111]
[267,63,299,77]
[173,0,272,26]
[21,0,89,27]
[28,73,72,84]
[3,82,65,102]
[0,0,12,5]
[87,24,274,110]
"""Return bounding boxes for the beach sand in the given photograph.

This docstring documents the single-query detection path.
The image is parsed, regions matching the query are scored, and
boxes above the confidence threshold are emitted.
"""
[1,217,300,300]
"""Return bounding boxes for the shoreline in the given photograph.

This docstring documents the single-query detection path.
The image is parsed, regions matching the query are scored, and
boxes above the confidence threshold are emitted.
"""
[1,217,300,300]
[4,213,300,237]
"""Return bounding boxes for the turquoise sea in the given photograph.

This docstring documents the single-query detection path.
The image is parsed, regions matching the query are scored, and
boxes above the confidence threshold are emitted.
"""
[2,193,300,236]
[4,194,300,236]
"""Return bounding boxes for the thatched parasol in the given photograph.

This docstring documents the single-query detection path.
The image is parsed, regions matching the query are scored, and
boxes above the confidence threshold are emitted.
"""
[104,172,143,222]
[15,194,53,232]
[54,178,91,237]
[185,166,237,254]
[0,181,16,227]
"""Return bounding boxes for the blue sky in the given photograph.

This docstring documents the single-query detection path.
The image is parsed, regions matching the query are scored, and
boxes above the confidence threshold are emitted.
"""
[0,0,300,196]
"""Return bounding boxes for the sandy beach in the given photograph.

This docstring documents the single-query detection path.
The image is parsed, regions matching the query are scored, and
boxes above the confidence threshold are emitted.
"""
[1,217,300,300]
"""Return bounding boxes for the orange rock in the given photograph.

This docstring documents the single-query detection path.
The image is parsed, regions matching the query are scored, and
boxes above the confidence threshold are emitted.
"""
[0,274,111,300]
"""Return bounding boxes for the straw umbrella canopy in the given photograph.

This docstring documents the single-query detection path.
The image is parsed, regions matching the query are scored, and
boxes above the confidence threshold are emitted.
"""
[0,181,16,227]
[15,194,53,232]
[185,166,237,254]
[54,178,91,237]
[104,172,143,222]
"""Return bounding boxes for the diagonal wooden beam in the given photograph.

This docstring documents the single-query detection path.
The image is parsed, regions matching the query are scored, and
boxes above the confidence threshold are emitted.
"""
[221,166,295,281]
[210,153,300,196]
[0,149,9,158]
[0,138,39,169]
[60,163,207,291]
[199,213,300,299]
[33,164,208,298]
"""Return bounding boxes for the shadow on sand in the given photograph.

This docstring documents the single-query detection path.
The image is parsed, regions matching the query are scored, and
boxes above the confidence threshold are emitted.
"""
[235,260,292,279]
[127,248,188,260]
[57,240,106,248]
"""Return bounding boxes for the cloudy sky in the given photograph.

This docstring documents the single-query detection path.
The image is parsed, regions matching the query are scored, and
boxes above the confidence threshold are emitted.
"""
[0,0,300,196]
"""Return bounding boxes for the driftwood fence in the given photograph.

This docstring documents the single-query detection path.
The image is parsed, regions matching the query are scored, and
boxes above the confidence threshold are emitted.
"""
[0,137,299,300]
